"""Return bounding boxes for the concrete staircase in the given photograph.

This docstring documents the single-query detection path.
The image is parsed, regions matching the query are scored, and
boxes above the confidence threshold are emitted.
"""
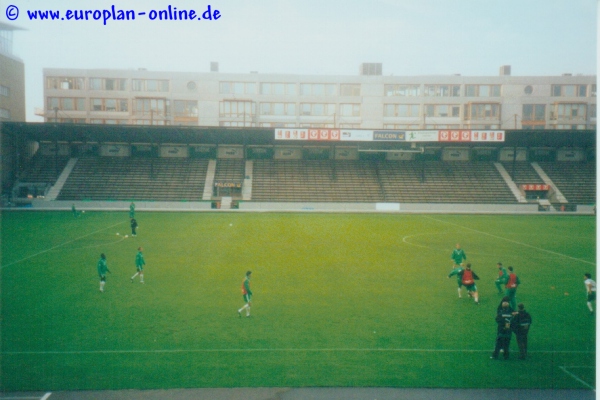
[45,158,78,200]
[494,162,527,203]
[202,159,217,200]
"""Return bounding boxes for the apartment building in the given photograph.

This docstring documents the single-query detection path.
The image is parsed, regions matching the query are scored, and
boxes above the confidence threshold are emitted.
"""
[42,63,596,130]
[0,21,25,122]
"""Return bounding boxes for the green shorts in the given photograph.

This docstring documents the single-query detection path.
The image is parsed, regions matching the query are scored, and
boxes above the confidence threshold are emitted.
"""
[464,283,477,292]
[243,294,252,303]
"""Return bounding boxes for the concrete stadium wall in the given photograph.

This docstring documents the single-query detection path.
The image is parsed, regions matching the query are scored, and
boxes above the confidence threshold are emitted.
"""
[12,199,587,215]
[239,202,541,214]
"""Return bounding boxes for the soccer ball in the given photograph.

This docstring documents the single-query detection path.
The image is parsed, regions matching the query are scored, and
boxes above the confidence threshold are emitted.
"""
[82,210,85,213]
[125,235,129,238]
[116,233,120,236]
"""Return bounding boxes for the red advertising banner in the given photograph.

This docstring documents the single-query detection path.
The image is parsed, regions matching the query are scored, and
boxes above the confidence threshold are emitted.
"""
[521,184,550,191]
[439,130,471,142]
[275,129,308,140]
[308,129,341,141]
[471,131,504,142]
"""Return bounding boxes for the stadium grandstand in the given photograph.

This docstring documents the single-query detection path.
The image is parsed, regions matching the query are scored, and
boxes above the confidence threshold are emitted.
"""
[0,122,595,213]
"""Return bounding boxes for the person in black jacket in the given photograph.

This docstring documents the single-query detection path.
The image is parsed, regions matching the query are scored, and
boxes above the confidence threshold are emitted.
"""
[491,301,514,360]
[130,218,138,237]
[511,303,532,360]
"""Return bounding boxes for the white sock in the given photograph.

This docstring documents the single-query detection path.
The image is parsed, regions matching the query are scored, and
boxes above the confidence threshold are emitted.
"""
[588,302,594,312]
[458,288,462,298]
[140,274,144,283]
[131,272,139,280]
[100,282,105,291]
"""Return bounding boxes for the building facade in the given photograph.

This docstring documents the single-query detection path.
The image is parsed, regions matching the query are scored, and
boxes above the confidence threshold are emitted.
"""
[0,22,25,122]
[42,64,596,131]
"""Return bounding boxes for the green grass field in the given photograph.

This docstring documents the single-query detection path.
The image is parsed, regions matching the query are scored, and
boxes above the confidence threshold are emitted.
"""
[0,211,595,391]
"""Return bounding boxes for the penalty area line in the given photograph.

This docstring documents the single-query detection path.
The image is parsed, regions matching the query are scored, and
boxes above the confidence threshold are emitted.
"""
[558,366,595,391]
[423,215,596,266]
[0,221,127,270]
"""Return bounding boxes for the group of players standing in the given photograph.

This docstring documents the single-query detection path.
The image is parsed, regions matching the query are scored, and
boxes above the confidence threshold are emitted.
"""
[446,243,596,361]
[96,202,145,292]
[446,243,530,360]
[94,203,253,318]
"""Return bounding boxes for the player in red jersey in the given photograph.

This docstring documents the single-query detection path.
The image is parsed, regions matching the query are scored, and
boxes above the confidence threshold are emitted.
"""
[238,271,252,317]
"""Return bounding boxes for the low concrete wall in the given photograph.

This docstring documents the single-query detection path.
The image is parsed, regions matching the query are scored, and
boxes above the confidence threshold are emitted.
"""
[27,200,213,211]
[9,199,591,215]
[239,202,541,214]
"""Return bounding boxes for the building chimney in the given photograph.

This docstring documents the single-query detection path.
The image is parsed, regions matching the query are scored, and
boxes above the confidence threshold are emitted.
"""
[359,63,382,76]
[499,65,511,76]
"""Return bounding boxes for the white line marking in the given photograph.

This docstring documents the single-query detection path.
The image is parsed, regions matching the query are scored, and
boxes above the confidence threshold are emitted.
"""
[1,221,126,269]
[1,348,593,355]
[559,366,595,391]
[0,394,51,400]
[0,397,44,400]
[423,215,596,266]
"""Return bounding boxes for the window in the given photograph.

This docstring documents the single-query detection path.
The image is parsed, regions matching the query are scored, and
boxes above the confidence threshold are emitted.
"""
[0,85,9,97]
[466,103,500,119]
[424,104,460,118]
[424,85,460,97]
[47,97,86,111]
[384,124,420,129]
[134,98,170,116]
[0,108,11,119]
[550,103,587,120]
[299,103,336,116]
[590,105,596,119]
[46,77,85,90]
[90,77,129,90]
[383,104,420,117]
[340,84,361,96]
[90,98,128,112]
[339,104,360,117]
[174,100,198,117]
[522,104,546,121]
[259,102,296,116]
[90,119,126,124]
[384,84,420,97]
[220,81,256,95]
[555,124,586,130]
[551,85,588,97]
[134,119,169,126]
[219,101,255,117]
[465,85,501,97]
[299,83,337,96]
[132,79,169,92]
[259,82,297,95]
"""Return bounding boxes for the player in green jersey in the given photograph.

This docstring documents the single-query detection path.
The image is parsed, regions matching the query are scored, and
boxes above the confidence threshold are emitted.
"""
[448,266,465,298]
[450,243,467,268]
[495,262,508,294]
[131,247,145,283]
[97,253,111,292]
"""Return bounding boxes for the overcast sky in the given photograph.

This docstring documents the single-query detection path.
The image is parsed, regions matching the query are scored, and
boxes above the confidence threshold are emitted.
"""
[3,0,597,122]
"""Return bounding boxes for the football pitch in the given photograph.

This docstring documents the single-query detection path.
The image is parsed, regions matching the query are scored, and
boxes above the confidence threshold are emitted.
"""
[0,211,595,391]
